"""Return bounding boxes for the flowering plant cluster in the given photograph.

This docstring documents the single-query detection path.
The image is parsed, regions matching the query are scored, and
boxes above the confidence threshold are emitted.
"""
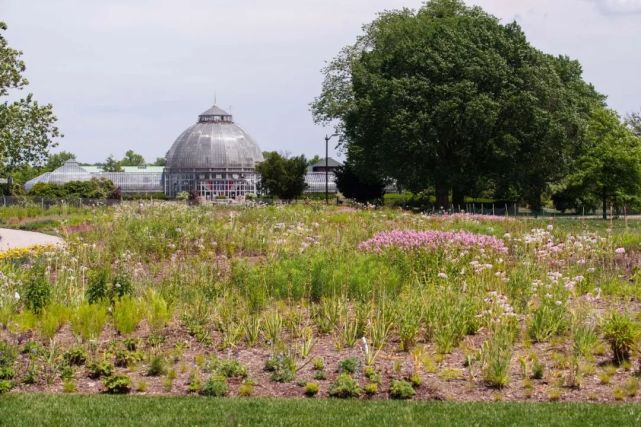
[358,230,508,253]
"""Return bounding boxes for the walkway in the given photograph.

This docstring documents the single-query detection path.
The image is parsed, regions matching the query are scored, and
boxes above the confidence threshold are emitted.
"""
[0,228,64,251]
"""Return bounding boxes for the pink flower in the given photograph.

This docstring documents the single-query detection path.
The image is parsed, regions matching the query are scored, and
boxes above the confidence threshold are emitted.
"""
[615,247,626,255]
[359,230,508,254]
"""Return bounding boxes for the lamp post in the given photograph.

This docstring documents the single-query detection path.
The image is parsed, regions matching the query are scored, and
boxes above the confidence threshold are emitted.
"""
[324,134,339,205]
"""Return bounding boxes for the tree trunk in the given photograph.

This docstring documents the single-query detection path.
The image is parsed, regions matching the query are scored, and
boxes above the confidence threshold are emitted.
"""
[602,192,607,220]
[452,186,465,212]
[435,182,449,210]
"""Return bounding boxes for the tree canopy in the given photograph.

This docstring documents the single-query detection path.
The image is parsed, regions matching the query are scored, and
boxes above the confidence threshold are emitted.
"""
[0,22,61,175]
[120,150,146,167]
[312,0,603,209]
[256,152,308,200]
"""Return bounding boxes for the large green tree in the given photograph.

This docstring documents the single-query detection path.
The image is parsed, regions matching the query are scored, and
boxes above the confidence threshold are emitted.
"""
[257,152,308,200]
[120,149,146,166]
[555,108,641,219]
[312,0,601,209]
[0,22,61,175]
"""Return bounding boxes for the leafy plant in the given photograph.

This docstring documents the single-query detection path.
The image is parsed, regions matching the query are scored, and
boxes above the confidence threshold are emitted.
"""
[200,375,229,397]
[62,346,87,366]
[338,357,360,375]
[147,355,166,377]
[112,296,143,335]
[304,382,320,397]
[264,353,296,383]
[103,374,132,394]
[86,360,113,379]
[390,379,416,400]
[24,265,50,314]
[328,373,362,398]
[218,359,248,379]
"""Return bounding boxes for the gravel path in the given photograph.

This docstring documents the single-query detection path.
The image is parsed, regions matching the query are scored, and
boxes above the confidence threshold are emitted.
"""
[0,228,64,251]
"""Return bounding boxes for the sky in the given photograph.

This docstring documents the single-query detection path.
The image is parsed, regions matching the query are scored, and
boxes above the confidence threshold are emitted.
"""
[1,0,641,164]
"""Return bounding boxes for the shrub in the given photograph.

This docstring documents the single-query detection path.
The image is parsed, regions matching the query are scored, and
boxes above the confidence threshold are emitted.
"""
[103,374,131,394]
[63,346,87,366]
[0,380,14,394]
[304,382,320,397]
[113,296,143,335]
[532,359,545,380]
[86,360,113,379]
[312,357,325,371]
[264,353,296,383]
[218,359,248,379]
[328,373,362,398]
[187,371,201,393]
[338,357,360,375]
[238,381,254,397]
[86,269,110,304]
[63,379,77,393]
[24,265,51,314]
[200,375,229,397]
[602,312,640,364]
[390,380,416,400]
[364,382,378,396]
[147,355,166,377]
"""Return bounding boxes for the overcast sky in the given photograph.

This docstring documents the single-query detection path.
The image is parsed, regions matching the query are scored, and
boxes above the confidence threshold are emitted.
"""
[2,0,640,164]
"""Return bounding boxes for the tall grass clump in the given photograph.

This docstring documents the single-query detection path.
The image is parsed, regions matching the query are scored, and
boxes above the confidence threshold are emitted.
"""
[602,312,640,364]
[481,318,518,389]
[113,296,143,335]
[71,303,108,341]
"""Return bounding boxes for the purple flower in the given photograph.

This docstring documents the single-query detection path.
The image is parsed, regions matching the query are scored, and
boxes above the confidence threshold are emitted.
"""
[359,230,508,254]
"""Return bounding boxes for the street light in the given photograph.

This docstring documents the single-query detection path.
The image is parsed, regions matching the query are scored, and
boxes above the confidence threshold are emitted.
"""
[325,134,339,205]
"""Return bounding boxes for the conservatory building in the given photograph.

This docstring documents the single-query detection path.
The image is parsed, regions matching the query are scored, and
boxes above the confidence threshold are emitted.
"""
[164,105,263,199]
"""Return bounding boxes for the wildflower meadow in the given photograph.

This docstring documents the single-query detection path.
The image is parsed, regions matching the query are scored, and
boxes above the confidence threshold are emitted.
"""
[2,202,641,403]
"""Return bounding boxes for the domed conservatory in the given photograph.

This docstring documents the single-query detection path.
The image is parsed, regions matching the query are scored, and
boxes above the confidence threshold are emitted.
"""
[24,103,339,198]
[164,105,264,199]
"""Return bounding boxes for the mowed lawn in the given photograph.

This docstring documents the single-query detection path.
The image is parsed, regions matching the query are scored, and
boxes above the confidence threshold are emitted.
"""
[2,395,641,426]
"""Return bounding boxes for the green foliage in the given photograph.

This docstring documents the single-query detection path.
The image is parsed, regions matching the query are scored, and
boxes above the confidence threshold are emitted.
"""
[602,312,641,364]
[71,303,108,342]
[120,150,145,167]
[0,379,14,394]
[145,290,171,333]
[63,346,87,366]
[38,304,69,339]
[389,380,416,400]
[112,296,143,335]
[528,301,568,343]
[0,22,61,175]
[304,382,320,397]
[265,353,297,383]
[218,359,248,379]
[86,360,113,379]
[29,178,119,199]
[364,382,378,396]
[312,0,602,208]
[481,320,517,389]
[103,374,131,394]
[335,162,385,203]
[200,375,229,397]
[147,355,166,377]
[23,265,50,314]
[0,341,17,380]
[328,373,362,398]
[256,152,308,200]
[338,357,360,375]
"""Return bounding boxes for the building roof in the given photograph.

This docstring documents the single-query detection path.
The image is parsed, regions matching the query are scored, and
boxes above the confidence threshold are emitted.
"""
[199,105,231,118]
[165,105,263,171]
[307,157,342,171]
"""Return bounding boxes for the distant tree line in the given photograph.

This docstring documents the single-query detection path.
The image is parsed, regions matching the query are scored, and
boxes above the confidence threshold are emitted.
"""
[312,0,641,217]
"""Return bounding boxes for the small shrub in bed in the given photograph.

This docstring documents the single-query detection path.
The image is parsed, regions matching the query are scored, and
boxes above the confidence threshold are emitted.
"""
[63,346,87,366]
[265,353,296,383]
[0,341,17,380]
[390,379,416,400]
[147,355,167,376]
[338,357,360,375]
[87,360,113,379]
[304,382,320,397]
[0,379,14,394]
[24,264,51,314]
[200,375,229,397]
[218,359,248,379]
[328,373,362,398]
[103,374,132,394]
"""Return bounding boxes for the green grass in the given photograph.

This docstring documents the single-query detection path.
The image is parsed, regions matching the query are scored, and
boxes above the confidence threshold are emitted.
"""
[1,395,641,426]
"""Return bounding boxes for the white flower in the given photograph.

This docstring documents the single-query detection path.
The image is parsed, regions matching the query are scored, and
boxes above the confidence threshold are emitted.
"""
[437,272,448,279]
[14,292,20,301]
[547,224,554,231]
